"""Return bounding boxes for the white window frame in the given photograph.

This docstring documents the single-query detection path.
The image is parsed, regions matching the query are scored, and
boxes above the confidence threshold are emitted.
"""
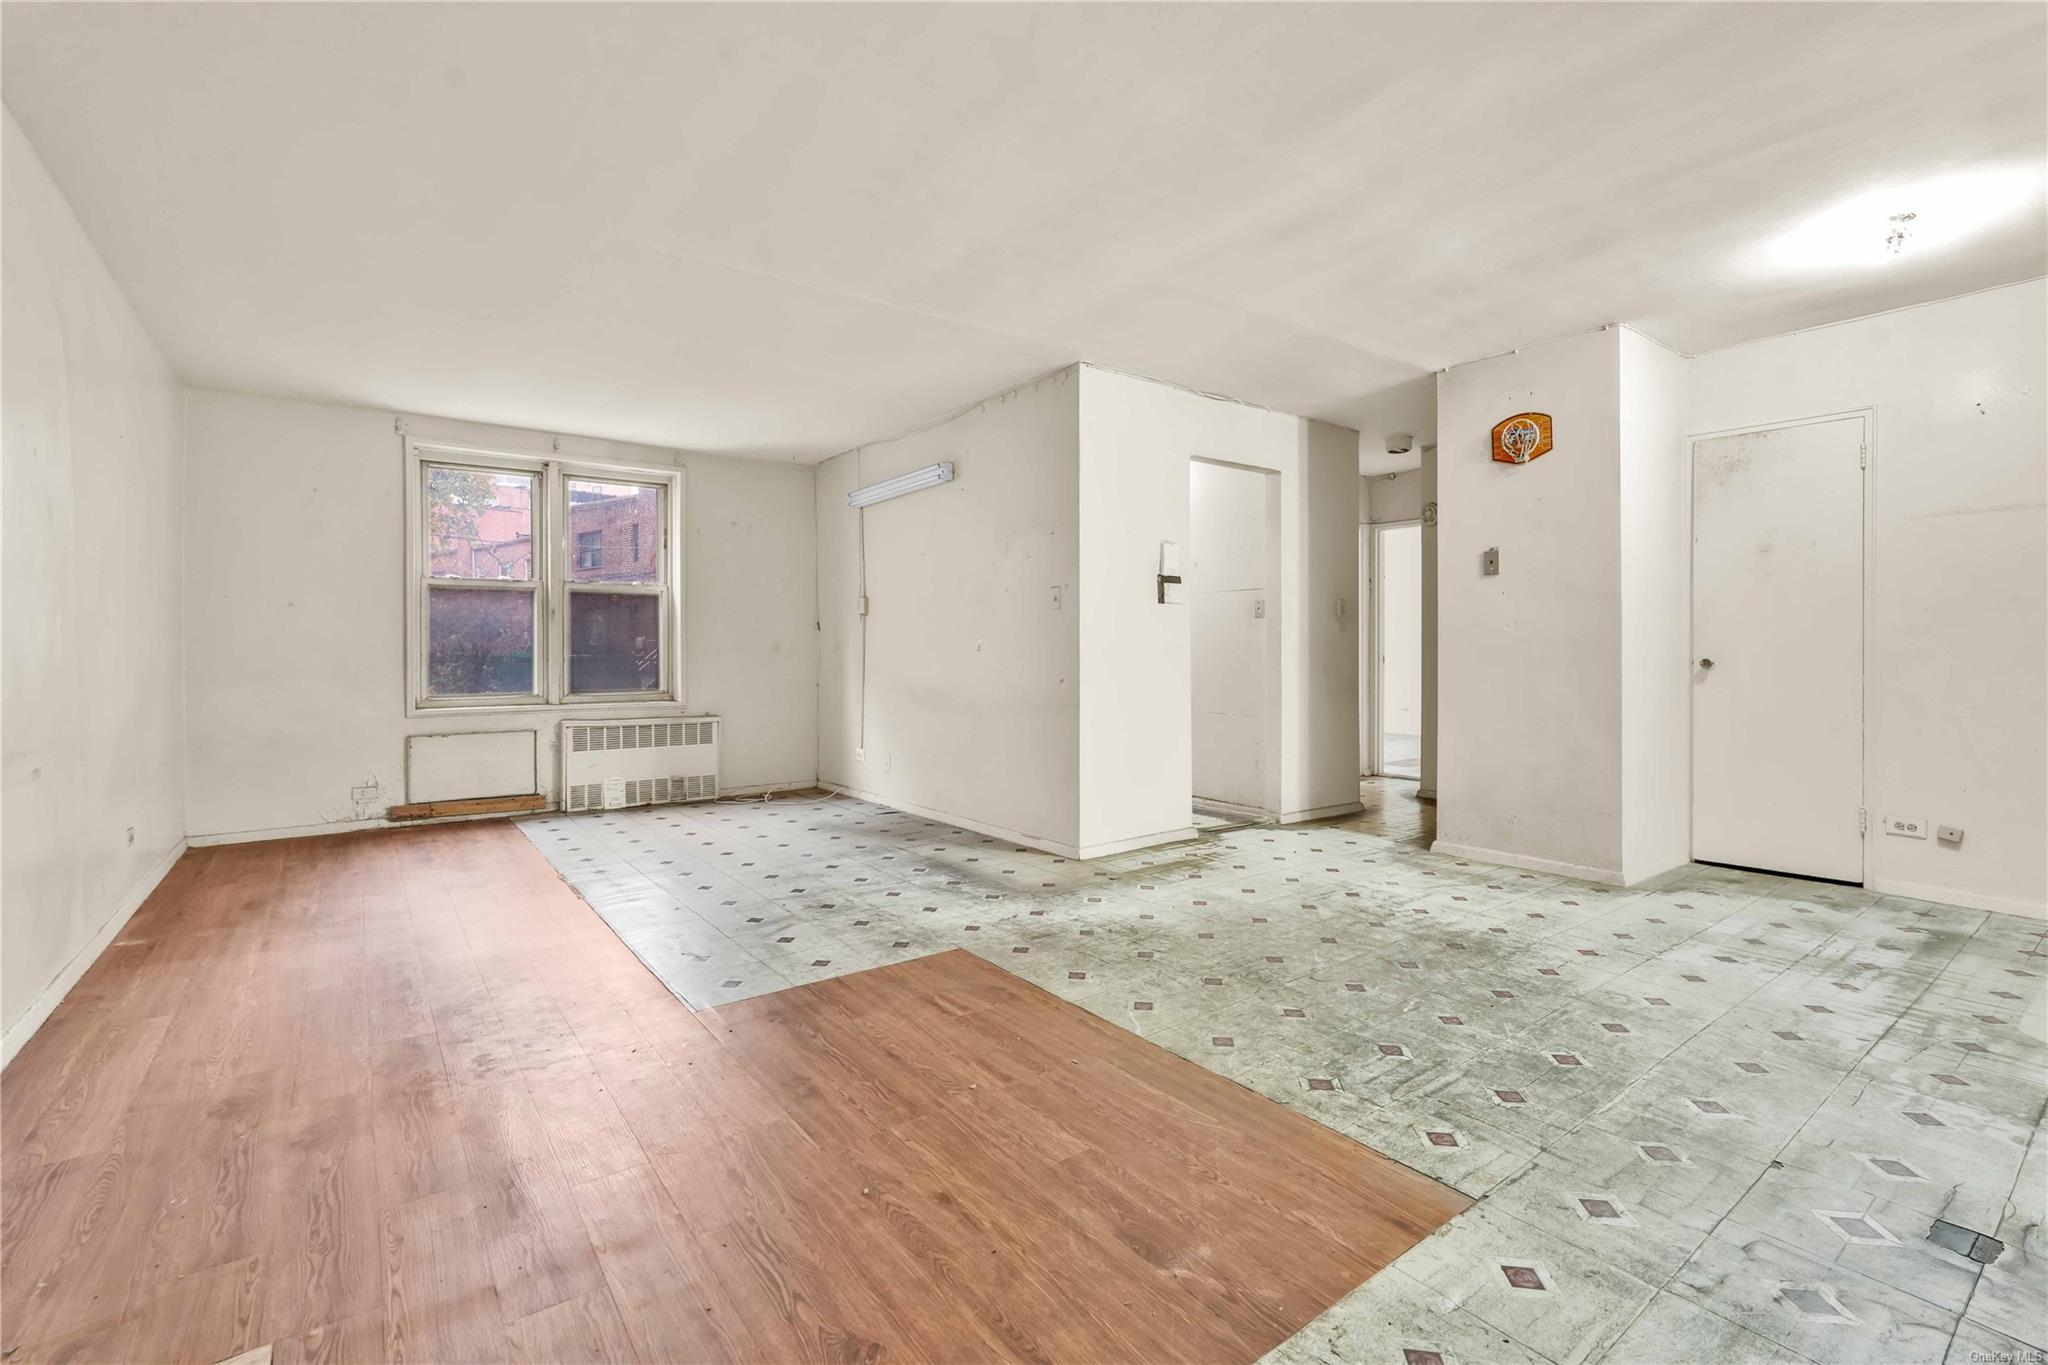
[404,439,685,715]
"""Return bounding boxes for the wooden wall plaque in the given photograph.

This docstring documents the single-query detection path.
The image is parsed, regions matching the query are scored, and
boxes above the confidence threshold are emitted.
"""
[1491,412,1553,464]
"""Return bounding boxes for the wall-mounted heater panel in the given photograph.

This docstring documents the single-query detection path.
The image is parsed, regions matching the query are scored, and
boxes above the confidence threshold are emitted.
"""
[560,718,719,813]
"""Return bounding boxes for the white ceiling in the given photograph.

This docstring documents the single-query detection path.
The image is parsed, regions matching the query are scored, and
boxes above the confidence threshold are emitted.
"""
[4,3,2042,463]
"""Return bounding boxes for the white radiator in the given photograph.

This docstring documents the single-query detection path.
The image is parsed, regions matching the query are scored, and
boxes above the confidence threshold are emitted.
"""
[559,717,720,813]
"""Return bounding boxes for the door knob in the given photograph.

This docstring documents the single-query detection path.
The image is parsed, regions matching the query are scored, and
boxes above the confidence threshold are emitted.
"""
[1698,658,1715,670]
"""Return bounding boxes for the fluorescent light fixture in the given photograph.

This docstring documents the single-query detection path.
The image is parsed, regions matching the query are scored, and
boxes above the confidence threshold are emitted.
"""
[1764,166,2043,272]
[847,461,954,509]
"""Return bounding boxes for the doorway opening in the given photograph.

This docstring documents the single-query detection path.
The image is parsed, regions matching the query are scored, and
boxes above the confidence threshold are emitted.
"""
[1371,521,1423,780]
[1189,459,1282,827]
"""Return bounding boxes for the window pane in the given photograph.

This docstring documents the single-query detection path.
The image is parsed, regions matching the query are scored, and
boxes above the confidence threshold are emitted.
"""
[428,588,536,696]
[567,479,660,583]
[569,592,661,693]
[427,467,534,580]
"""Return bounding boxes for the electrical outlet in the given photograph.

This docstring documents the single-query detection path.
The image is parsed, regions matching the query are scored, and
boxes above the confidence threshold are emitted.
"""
[1482,547,1501,576]
[1884,815,1928,839]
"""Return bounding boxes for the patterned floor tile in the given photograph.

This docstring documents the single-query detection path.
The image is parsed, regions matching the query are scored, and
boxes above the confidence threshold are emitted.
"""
[517,787,2045,1365]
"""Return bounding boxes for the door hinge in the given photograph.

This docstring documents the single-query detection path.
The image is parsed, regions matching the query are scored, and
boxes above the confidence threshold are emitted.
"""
[1858,444,1868,469]
[1859,808,1868,835]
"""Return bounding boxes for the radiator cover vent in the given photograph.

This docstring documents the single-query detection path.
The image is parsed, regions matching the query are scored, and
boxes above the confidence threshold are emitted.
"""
[560,717,719,813]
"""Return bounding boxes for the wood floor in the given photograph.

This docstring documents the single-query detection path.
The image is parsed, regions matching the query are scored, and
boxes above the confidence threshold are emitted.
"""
[2,821,1467,1364]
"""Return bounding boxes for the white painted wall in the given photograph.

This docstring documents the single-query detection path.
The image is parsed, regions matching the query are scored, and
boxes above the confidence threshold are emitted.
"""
[1190,461,1277,812]
[2,112,187,1059]
[1077,366,1360,850]
[182,390,818,841]
[1618,330,1692,884]
[1365,470,1424,523]
[1436,327,1692,883]
[815,369,1081,851]
[1690,281,2047,918]
[1437,329,1628,880]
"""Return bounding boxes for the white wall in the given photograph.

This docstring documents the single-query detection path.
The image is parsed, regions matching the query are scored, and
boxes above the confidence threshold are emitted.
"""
[1618,329,1692,884]
[815,369,1081,850]
[2,111,187,1059]
[1690,281,2047,917]
[1190,461,1277,812]
[182,390,818,840]
[1077,366,1361,851]
[1364,469,1424,523]
[1437,329,1628,880]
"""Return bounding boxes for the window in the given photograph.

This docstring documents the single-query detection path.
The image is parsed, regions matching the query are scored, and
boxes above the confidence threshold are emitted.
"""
[407,442,681,710]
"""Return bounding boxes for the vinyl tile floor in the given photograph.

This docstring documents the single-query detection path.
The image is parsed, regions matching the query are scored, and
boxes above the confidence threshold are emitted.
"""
[521,787,2047,1365]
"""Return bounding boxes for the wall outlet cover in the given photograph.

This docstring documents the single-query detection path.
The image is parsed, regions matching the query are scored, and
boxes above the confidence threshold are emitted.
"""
[1884,815,1928,838]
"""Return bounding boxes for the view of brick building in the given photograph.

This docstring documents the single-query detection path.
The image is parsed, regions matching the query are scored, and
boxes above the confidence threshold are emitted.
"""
[425,472,662,694]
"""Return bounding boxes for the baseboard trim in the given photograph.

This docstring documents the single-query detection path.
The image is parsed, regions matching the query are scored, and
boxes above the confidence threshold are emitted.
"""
[819,782,1082,858]
[1867,876,2046,921]
[1192,796,1272,822]
[1075,827,1201,859]
[3,839,186,1069]
[1430,840,1625,886]
[1279,800,1365,825]
[188,780,820,846]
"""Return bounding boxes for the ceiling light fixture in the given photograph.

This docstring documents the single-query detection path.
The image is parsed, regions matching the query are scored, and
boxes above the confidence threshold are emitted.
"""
[1885,212,1916,254]
[847,461,954,509]
[1764,166,2042,272]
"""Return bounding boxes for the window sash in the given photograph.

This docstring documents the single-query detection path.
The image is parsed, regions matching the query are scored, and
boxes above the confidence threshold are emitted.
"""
[424,581,542,703]
[406,441,682,713]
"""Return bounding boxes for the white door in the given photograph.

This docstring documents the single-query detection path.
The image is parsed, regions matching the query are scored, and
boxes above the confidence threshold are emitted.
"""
[1692,416,1864,881]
